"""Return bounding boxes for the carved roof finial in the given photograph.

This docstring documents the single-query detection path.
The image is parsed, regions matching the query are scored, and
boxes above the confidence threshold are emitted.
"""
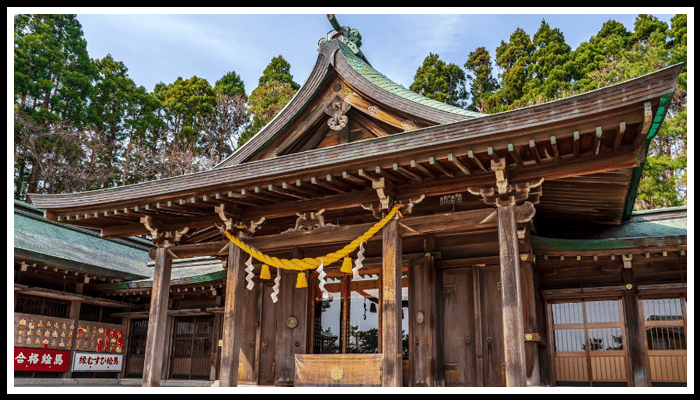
[319,14,370,66]
[327,14,341,31]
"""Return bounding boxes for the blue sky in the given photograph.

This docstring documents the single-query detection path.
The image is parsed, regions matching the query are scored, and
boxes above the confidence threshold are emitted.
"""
[47,8,683,96]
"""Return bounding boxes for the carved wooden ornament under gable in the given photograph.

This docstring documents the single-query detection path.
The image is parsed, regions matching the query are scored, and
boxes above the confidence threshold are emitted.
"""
[325,95,351,131]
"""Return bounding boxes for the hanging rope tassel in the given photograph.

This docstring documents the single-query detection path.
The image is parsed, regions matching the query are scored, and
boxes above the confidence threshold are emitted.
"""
[260,264,271,280]
[296,272,308,288]
[340,257,353,274]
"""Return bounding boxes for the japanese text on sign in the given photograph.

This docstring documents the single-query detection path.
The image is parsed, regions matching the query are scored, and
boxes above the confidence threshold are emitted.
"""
[14,348,70,372]
[71,352,123,371]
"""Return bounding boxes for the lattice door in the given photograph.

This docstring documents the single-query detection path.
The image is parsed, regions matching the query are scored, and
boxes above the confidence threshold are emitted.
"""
[551,299,629,386]
[642,296,687,385]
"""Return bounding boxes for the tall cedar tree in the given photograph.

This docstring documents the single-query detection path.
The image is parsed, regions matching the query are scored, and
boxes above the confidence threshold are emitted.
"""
[239,56,300,148]
[14,14,99,199]
[409,53,468,108]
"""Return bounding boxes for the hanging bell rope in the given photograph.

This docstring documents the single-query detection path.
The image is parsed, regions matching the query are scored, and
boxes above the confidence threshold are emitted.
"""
[225,203,403,272]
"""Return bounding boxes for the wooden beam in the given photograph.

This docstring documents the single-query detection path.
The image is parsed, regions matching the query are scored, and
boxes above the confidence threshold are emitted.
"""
[381,215,402,387]
[152,207,506,260]
[268,184,307,200]
[594,126,603,155]
[613,122,626,151]
[392,163,423,182]
[310,176,348,193]
[507,144,523,166]
[487,147,500,163]
[447,153,472,175]
[497,203,527,387]
[100,213,226,238]
[528,140,541,164]
[352,109,390,137]
[573,131,580,157]
[219,241,246,387]
[550,135,560,161]
[429,157,454,178]
[468,150,488,172]
[141,246,172,387]
[410,160,437,180]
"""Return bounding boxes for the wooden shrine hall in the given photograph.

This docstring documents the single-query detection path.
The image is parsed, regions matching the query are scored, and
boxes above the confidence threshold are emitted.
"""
[28,16,687,388]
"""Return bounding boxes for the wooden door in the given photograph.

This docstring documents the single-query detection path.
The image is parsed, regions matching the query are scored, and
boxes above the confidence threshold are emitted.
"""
[442,269,477,386]
[124,318,148,378]
[170,316,214,380]
[441,266,504,387]
[257,282,278,385]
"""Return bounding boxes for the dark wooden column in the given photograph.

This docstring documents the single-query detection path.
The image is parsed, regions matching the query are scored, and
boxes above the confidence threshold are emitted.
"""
[381,215,403,387]
[497,202,527,387]
[142,245,172,387]
[622,269,649,386]
[219,242,246,387]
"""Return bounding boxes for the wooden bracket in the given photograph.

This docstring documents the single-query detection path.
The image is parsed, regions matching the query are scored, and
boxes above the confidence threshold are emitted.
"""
[622,254,633,269]
[215,203,264,238]
[140,215,189,247]
[479,201,537,225]
[362,193,424,220]
[284,209,338,232]
[468,164,544,207]
[371,176,395,210]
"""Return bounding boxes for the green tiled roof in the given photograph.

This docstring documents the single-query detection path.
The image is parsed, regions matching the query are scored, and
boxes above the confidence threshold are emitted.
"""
[337,40,485,119]
[14,200,152,280]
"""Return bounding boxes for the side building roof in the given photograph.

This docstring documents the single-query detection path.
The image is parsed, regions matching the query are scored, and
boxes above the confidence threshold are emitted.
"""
[13,200,153,281]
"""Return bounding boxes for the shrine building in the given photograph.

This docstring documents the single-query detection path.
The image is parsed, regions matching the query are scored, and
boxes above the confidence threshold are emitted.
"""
[18,15,687,388]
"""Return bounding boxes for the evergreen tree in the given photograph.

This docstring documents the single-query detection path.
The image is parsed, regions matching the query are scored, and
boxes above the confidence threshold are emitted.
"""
[409,53,468,108]
[14,14,98,199]
[523,20,573,104]
[240,56,299,148]
[488,28,535,112]
[215,70,246,97]
[464,47,499,113]
[155,76,218,149]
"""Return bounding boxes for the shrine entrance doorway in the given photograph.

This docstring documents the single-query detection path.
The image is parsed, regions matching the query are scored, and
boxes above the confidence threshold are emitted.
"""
[441,267,505,386]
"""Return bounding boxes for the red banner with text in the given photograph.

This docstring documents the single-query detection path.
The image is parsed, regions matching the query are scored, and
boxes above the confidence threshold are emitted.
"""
[14,347,70,372]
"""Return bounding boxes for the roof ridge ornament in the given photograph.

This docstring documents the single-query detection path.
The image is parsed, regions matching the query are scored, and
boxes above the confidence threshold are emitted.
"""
[319,14,371,66]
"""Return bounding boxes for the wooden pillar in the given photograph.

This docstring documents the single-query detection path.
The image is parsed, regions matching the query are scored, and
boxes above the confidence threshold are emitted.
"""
[497,203,527,387]
[381,216,403,387]
[219,243,246,387]
[142,245,172,387]
[622,269,649,386]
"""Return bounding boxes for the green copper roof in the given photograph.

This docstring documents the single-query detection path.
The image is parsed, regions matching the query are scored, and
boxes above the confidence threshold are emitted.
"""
[14,200,152,280]
[532,207,687,251]
[336,40,485,119]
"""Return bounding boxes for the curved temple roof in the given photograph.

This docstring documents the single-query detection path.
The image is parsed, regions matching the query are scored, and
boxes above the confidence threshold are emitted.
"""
[26,15,681,233]
[216,19,484,168]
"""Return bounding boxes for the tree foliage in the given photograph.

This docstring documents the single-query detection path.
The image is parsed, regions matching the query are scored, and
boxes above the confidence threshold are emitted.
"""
[409,53,468,108]
[239,55,300,148]
[13,14,253,200]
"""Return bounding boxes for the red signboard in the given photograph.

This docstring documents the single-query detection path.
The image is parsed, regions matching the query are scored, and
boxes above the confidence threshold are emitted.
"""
[14,347,70,372]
